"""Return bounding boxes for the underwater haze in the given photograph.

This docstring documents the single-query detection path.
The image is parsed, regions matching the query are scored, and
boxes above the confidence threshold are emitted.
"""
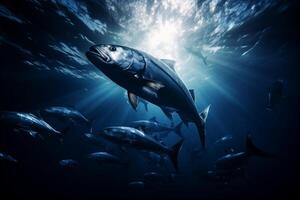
[0,0,300,199]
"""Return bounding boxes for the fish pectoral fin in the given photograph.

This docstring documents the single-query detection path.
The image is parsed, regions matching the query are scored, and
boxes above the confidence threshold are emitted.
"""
[189,89,195,101]
[143,79,165,91]
[199,105,211,122]
[127,91,139,111]
[161,59,176,71]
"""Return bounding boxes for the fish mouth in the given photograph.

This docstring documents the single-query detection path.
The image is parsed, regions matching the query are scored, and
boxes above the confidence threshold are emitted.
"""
[86,46,111,63]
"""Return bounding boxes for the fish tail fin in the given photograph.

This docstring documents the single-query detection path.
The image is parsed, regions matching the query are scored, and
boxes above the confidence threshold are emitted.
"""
[174,122,183,137]
[246,134,273,158]
[197,105,211,149]
[169,139,184,171]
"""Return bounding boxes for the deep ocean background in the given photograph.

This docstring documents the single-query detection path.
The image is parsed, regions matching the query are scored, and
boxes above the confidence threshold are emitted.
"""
[0,0,300,199]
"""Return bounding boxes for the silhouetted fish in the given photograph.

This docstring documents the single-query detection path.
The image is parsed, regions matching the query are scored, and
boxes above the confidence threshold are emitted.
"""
[128,181,145,190]
[215,134,273,170]
[129,119,183,137]
[96,126,183,171]
[0,111,64,138]
[59,159,79,168]
[0,152,17,163]
[87,152,123,165]
[40,106,94,130]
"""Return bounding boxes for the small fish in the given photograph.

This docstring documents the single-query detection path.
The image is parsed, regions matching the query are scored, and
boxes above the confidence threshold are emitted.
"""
[0,152,18,163]
[59,159,79,168]
[0,111,64,138]
[214,135,233,144]
[40,106,94,131]
[143,172,164,182]
[84,133,105,147]
[129,119,183,137]
[215,134,273,170]
[96,126,183,171]
[128,181,145,189]
[87,152,123,165]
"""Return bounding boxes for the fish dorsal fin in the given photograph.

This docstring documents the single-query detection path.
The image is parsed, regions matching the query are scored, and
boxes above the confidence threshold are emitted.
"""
[189,89,195,101]
[127,91,139,111]
[161,59,176,71]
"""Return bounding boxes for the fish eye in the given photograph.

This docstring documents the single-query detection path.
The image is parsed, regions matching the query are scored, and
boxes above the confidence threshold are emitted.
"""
[109,46,116,51]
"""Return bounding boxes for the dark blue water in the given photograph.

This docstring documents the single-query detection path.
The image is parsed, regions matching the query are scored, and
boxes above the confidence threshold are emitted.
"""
[0,0,299,199]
